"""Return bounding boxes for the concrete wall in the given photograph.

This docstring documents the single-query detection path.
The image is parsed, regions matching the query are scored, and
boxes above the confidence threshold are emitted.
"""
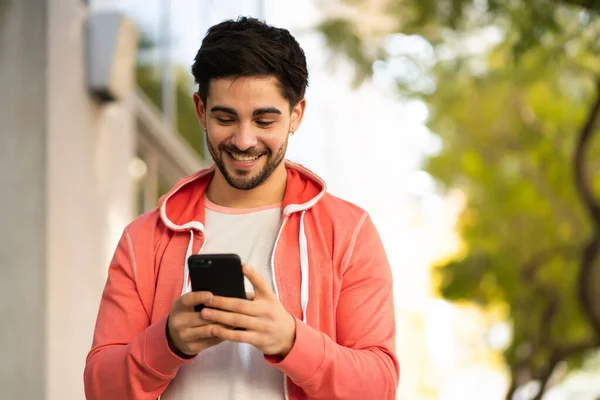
[0,0,49,398]
[0,0,136,398]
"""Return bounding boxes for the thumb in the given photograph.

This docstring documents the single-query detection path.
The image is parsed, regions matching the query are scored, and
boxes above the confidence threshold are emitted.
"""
[243,264,274,299]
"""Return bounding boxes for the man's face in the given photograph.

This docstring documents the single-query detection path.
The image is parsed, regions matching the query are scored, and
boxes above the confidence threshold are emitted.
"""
[194,76,305,191]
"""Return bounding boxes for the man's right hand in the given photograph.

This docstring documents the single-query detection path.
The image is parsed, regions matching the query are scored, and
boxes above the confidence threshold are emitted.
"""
[166,291,224,357]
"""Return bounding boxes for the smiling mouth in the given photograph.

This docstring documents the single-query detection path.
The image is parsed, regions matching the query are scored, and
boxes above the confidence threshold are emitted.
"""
[227,152,262,162]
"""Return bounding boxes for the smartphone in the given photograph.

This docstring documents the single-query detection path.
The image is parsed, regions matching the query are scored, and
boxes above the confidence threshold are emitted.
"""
[187,253,247,313]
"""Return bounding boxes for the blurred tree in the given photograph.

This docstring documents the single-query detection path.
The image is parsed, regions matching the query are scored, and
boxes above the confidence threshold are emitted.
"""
[427,43,600,400]
[136,32,205,159]
[136,65,205,159]
[318,1,600,398]
[319,0,600,84]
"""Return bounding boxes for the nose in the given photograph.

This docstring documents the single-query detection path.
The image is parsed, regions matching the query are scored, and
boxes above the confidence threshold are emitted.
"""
[230,122,258,151]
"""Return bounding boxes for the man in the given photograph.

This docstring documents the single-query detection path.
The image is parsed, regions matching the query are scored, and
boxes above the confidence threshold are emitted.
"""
[84,17,399,400]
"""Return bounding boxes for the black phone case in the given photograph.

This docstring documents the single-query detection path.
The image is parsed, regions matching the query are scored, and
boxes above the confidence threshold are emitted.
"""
[187,253,247,314]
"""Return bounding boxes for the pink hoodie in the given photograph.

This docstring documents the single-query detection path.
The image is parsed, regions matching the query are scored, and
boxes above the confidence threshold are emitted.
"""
[84,161,399,399]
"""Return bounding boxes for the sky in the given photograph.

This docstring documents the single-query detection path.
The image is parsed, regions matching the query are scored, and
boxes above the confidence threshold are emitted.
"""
[86,1,600,399]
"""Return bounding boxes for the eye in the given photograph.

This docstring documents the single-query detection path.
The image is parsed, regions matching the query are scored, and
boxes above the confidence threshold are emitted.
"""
[217,118,235,125]
[256,121,274,128]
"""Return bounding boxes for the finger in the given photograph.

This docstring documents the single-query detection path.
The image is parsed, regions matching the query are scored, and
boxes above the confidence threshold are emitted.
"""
[210,295,257,316]
[180,323,222,342]
[186,310,214,327]
[179,291,213,310]
[173,311,211,327]
[212,325,262,347]
[201,308,262,331]
[243,264,275,299]
[169,311,213,337]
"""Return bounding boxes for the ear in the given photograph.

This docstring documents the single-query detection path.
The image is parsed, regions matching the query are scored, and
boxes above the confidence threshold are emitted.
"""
[289,98,306,133]
[193,92,207,128]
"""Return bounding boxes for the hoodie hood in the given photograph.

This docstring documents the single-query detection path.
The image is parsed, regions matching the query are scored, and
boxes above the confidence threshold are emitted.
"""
[158,160,326,233]
[158,160,327,324]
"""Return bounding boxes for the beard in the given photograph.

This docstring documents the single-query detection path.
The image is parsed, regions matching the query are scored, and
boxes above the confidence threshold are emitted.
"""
[206,132,287,191]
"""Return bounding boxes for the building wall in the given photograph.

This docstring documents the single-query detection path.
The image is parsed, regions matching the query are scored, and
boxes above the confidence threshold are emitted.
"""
[0,0,49,398]
[0,0,137,398]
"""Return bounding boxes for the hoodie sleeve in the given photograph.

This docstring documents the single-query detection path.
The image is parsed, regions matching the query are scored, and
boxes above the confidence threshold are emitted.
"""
[84,227,191,399]
[267,213,399,399]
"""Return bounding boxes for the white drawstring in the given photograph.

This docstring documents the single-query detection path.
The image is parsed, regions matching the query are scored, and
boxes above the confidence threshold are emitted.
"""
[299,211,309,323]
[180,213,310,324]
[181,230,195,295]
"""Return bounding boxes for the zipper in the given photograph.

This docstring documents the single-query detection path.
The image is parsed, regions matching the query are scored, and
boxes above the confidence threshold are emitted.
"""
[270,216,289,400]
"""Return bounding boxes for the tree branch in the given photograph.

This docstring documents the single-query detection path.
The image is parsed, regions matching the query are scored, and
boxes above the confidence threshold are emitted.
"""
[578,232,600,336]
[507,77,600,400]
[574,78,600,337]
[506,336,600,400]
[560,0,600,12]
[531,337,600,400]
[573,78,600,226]
[532,367,555,400]
[554,337,600,360]
[521,245,579,283]
[505,378,518,400]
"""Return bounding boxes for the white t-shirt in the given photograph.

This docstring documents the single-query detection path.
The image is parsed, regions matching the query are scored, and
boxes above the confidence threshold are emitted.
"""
[161,196,284,400]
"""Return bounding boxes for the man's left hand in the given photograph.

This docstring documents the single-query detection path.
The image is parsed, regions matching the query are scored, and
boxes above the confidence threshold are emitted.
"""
[200,264,296,357]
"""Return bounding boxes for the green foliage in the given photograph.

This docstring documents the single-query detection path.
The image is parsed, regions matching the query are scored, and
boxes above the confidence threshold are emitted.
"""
[427,44,600,371]
[420,11,600,369]
[318,18,381,85]
[136,66,205,158]
[321,0,600,394]
[322,0,600,85]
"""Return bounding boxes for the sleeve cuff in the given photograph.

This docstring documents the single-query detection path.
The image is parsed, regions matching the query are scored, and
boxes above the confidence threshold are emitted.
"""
[144,315,195,377]
[265,317,326,384]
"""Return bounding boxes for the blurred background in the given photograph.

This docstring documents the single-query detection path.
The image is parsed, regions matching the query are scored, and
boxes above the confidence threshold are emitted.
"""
[1,0,599,399]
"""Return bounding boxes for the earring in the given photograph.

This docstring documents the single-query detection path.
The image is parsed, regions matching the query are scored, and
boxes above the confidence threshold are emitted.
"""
[290,129,295,136]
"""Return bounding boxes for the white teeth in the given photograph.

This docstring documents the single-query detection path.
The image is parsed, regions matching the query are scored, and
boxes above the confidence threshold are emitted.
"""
[229,152,259,162]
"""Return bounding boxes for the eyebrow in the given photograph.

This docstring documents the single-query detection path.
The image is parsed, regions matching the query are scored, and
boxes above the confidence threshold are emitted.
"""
[210,105,282,117]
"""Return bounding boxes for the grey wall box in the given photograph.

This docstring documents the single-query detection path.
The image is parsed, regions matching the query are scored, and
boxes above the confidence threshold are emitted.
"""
[87,12,138,103]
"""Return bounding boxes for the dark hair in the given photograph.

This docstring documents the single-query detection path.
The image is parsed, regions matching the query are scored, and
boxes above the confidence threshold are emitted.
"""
[191,16,308,110]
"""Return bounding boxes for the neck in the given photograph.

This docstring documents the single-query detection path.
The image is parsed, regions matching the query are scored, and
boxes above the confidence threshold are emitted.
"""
[206,164,287,208]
